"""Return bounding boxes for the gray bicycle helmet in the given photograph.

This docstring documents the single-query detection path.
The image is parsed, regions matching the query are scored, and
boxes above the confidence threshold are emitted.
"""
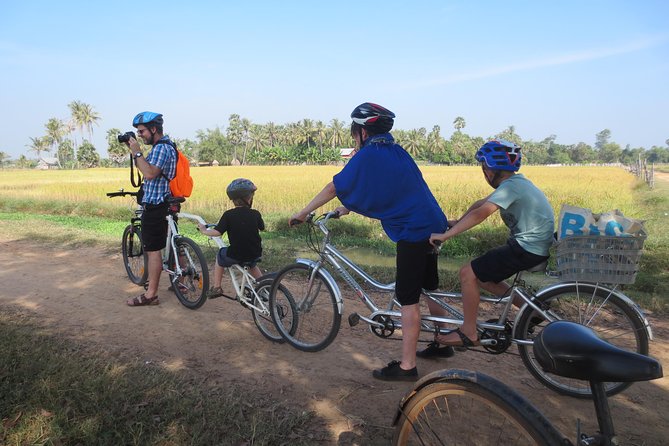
[226,178,257,200]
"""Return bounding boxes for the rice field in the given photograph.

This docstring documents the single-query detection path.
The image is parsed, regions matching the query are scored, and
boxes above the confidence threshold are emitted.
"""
[0,165,644,228]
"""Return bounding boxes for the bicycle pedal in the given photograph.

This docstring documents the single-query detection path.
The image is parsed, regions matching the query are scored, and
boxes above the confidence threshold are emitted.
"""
[348,313,360,327]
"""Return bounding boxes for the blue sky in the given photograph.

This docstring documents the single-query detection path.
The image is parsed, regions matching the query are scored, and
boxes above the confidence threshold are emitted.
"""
[1,0,668,158]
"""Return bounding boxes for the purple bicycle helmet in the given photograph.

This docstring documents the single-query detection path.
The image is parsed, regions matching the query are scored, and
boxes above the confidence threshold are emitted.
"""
[350,102,395,133]
[226,178,257,200]
[133,111,164,128]
[476,139,522,172]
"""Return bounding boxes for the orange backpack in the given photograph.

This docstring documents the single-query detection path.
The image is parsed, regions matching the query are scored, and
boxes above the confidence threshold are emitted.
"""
[160,140,194,198]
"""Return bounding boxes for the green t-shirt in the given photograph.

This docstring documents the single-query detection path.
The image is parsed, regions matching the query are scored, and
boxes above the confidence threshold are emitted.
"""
[487,174,555,256]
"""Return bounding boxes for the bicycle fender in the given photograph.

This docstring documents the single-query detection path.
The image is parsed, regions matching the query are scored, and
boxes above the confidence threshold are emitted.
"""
[392,369,566,445]
[514,282,653,341]
[295,258,344,314]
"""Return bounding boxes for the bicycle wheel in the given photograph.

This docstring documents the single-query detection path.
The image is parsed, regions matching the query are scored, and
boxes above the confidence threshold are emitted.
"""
[122,224,147,285]
[516,282,650,398]
[393,370,565,446]
[269,263,341,352]
[252,279,297,343]
[171,237,209,309]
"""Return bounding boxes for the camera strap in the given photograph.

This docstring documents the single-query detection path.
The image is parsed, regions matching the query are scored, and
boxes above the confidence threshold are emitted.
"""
[130,154,142,188]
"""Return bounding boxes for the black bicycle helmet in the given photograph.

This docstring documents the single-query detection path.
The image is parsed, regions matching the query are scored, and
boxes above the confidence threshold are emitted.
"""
[132,111,164,128]
[476,139,522,172]
[226,178,257,200]
[350,102,395,133]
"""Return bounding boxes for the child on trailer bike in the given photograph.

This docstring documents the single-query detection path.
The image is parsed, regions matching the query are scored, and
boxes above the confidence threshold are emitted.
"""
[198,178,265,298]
[290,102,450,382]
[429,140,555,348]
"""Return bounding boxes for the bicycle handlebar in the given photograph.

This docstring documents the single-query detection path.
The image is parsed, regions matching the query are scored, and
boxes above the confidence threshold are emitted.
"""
[106,189,138,198]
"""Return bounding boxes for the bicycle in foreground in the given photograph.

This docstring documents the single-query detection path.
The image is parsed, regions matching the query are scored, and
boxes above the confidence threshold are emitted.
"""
[197,220,298,342]
[268,211,653,398]
[106,189,209,309]
[392,320,663,446]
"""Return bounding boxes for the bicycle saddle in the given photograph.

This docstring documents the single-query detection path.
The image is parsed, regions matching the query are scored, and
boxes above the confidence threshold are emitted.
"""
[533,321,662,383]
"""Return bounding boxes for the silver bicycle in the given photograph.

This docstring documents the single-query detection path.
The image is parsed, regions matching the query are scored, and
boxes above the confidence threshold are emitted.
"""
[197,220,298,343]
[269,211,653,398]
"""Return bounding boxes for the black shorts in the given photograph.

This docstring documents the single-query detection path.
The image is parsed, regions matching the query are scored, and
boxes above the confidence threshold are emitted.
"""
[141,202,169,252]
[471,239,549,284]
[395,240,439,306]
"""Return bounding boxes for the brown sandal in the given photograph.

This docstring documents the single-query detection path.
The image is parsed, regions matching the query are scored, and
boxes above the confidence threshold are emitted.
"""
[436,328,480,347]
[127,293,160,306]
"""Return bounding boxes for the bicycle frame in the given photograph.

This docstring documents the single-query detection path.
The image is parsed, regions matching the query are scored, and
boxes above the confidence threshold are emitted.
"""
[299,212,652,347]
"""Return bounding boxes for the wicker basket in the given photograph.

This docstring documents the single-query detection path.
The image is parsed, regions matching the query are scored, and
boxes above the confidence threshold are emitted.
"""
[555,231,646,284]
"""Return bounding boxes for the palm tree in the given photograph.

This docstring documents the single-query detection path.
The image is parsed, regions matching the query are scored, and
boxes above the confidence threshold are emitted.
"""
[44,118,67,152]
[68,100,100,147]
[404,129,423,157]
[314,120,327,155]
[453,116,466,132]
[26,136,50,159]
[426,125,444,159]
[249,124,267,153]
[80,103,101,141]
[240,117,252,164]
[299,119,315,149]
[329,118,346,148]
[266,121,278,147]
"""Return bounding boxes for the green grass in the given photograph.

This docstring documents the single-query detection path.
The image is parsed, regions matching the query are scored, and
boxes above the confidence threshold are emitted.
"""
[0,312,319,446]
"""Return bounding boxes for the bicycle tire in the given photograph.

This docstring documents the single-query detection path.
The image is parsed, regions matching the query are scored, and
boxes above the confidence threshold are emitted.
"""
[121,224,148,285]
[516,281,649,398]
[393,370,565,446]
[269,262,341,352]
[252,279,297,343]
[171,237,209,310]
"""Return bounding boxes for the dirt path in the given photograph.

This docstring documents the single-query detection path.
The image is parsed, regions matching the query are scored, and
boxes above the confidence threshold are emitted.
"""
[1,237,668,445]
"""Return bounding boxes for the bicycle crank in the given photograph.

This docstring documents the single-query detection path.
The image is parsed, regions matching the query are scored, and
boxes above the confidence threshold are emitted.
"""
[370,314,395,338]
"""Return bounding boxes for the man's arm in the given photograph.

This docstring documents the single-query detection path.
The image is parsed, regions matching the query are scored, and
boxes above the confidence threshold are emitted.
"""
[127,137,162,179]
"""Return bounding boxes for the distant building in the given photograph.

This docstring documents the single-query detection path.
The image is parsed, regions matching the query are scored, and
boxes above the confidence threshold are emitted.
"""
[36,157,60,170]
[340,148,355,159]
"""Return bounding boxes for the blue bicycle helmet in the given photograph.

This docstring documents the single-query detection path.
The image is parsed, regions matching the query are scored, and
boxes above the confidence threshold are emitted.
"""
[226,178,257,200]
[132,111,164,128]
[350,102,395,133]
[476,139,522,172]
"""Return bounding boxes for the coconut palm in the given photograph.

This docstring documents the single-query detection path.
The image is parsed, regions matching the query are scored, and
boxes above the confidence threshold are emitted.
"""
[26,136,50,159]
[314,120,327,155]
[44,118,67,152]
[68,100,100,146]
[80,103,101,141]
[329,118,346,148]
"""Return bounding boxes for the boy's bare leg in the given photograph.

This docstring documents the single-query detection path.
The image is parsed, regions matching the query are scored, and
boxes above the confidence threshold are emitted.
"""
[249,266,262,279]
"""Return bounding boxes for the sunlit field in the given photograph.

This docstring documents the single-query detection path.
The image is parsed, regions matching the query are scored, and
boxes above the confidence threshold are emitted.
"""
[0,165,642,227]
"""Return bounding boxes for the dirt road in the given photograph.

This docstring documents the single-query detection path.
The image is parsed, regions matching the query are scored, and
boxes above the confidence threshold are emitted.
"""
[1,237,668,445]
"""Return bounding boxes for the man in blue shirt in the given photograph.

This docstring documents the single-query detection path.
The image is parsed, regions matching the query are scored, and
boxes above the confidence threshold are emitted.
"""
[124,111,177,306]
[290,103,449,381]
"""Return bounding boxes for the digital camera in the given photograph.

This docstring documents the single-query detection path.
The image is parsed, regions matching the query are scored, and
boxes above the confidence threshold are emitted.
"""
[117,131,136,144]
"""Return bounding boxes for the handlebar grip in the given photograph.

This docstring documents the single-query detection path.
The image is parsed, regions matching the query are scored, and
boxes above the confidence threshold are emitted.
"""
[289,219,303,226]
[433,240,442,247]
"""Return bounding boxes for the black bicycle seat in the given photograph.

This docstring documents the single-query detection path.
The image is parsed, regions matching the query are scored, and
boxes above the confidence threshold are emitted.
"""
[533,320,662,383]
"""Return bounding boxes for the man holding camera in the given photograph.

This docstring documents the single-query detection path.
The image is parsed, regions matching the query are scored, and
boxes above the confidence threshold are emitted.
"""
[123,111,176,306]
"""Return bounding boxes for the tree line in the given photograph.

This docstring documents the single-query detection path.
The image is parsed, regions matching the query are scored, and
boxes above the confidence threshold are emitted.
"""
[2,102,669,168]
